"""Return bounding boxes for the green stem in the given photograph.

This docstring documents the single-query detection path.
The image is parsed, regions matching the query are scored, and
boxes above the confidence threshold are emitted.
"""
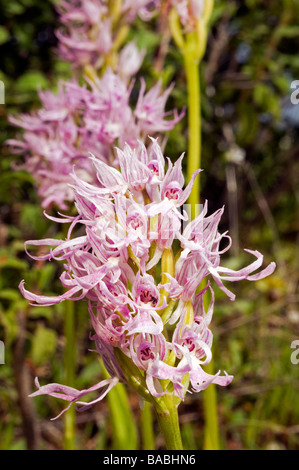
[202,361,220,450]
[202,285,220,449]
[154,396,183,450]
[114,349,181,450]
[184,35,201,216]
[184,32,220,450]
[64,300,76,450]
[140,401,155,450]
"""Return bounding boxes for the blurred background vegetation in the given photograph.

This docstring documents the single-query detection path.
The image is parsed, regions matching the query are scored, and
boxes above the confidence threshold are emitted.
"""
[0,0,299,450]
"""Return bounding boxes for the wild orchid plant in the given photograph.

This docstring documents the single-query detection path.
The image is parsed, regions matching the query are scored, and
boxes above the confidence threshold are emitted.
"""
[10,0,276,450]
[19,139,275,448]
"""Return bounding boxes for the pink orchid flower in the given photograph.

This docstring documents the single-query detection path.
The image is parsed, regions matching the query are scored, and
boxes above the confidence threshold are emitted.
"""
[20,140,275,417]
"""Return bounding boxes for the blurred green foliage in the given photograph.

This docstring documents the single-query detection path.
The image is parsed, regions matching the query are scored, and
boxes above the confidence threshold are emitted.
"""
[0,0,299,450]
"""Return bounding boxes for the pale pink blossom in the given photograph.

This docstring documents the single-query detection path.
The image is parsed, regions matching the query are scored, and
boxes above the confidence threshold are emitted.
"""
[122,0,161,21]
[135,79,184,134]
[171,0,205,31]
[8,73,183,210]
[20,140,275,417]
[55,0,160,69]
[117,41,146,79]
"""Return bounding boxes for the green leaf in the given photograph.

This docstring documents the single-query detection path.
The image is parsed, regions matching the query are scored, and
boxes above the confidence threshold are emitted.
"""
[107,382,139,450]
[16,71,49,93]
[134,28,161,52]
[0,255,28,271]
[5,3,25,15]
[28,306,55,320]
[31,326,57,365]
[0,26,9,45]
[275,25,299,39]
[0,289,21,301]
[100,359,139,450]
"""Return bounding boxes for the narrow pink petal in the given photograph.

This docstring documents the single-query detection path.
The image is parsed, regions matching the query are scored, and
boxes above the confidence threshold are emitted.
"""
[29,376,119,420]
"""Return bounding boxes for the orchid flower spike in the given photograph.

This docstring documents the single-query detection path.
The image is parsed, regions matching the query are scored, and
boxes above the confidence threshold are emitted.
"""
[7,71,183,210]
[20,139,275,418]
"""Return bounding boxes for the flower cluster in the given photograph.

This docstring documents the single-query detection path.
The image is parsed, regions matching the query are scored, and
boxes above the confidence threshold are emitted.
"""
[56,0,161,69]
[8,70,183,210]
[20,140,275,418]
[171,0,205,31]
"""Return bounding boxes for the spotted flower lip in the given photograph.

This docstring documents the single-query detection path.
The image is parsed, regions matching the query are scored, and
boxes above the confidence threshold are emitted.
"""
[131,271,167,311]
[20,139,276,417]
